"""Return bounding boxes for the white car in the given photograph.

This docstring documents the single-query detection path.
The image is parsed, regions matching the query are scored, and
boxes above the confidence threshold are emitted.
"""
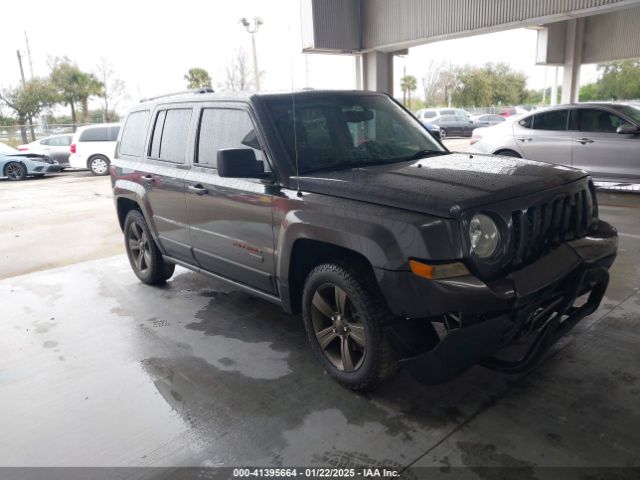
[415,108,471,122]
[69,123,121,175]
[17,134,73,167]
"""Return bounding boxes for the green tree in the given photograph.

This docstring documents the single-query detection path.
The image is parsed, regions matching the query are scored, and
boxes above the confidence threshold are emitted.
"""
[594,60,640,100]
[400,75,418,108]
[452,63,528,107]
[579,83,600,101]
[50,57,103,128]
[0,79,56,142]
[184,68,212,90]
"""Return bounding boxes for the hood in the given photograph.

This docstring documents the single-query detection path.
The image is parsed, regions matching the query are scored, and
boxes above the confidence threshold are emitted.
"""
[293,153,587,218]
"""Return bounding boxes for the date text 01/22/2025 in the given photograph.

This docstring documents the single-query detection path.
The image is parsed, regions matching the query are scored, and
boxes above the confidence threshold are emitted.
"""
[232,468,400,478]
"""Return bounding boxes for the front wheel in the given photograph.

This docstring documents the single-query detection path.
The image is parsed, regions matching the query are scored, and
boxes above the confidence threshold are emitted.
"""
[439,128,447,140]
[124,210,175,285]
[302,262,397,391]
[89,155,110,176]
[4,162,27,181]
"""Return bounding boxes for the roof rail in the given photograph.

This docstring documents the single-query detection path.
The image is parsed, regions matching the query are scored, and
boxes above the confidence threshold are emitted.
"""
[139,88,215,103]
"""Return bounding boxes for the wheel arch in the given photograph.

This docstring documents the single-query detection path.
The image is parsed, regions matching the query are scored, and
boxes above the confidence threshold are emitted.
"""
[283,238,378,314]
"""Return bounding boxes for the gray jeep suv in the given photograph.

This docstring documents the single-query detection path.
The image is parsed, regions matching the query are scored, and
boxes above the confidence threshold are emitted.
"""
[111,90,617,391]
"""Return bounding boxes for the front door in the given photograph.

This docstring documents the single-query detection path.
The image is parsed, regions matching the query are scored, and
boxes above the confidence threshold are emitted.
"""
[570,107,640,182]
[185,105,277,294]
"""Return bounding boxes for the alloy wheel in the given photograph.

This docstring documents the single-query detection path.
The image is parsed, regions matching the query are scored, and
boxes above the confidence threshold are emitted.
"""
[127,221,152,274]
[310,283,367,372]
[6,163,24,180]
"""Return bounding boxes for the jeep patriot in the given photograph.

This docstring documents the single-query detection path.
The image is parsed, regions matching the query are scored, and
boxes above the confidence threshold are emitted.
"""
[111,90,617,390]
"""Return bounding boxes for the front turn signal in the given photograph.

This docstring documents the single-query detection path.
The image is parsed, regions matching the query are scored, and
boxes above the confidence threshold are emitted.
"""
[409,259,470,280]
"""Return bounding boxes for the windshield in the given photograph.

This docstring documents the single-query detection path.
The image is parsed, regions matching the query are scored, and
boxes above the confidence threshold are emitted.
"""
[609,104,640,124]
[0,142,18,154]
[264,94,445,174]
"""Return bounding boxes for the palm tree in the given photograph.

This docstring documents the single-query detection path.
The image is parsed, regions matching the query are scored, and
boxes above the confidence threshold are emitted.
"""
[400,75,418,109]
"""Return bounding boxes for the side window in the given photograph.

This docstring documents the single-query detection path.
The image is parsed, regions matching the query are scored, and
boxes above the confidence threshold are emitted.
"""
[120,111,150,157]
[423,110,437,118]
[197,109,264,168]
[519,115,533,128]
[108,126,120,141]
[576,109,630,133]
[149,110,167,159]
[79,127,109,142]
[158,109,192,163]
[532,110,569,131]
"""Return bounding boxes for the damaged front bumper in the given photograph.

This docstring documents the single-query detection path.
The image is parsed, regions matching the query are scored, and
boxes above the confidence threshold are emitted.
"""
[382,220,617,384]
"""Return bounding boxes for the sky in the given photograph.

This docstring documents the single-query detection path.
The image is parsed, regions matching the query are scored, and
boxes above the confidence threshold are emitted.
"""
[0,0,600,115]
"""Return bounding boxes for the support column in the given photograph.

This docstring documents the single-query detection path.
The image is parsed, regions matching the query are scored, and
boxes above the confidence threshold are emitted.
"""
[561,18,585,104]
[362,51,394,95]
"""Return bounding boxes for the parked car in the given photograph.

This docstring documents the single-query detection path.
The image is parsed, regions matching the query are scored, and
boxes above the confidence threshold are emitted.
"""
[469,102,640,183]
[422,122,442,138]
[429,114,476,138]
[69,123,121,175]
[17,134,73,167]
[112,90,616,391]
[470,114,505,127]
[0,142,62,180]
[416,108,470,122]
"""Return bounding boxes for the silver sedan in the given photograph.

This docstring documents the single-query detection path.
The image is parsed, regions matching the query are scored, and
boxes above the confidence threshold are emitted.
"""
[469,102,640,183]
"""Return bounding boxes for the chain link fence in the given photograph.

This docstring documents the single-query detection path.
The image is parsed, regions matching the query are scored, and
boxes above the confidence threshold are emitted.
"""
[0,123,91,147]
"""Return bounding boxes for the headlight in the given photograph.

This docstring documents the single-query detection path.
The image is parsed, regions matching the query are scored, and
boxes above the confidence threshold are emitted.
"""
[469,213,500,258]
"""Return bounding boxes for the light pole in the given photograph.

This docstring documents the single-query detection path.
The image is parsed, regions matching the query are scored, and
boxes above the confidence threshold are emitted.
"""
[240,16,263,92]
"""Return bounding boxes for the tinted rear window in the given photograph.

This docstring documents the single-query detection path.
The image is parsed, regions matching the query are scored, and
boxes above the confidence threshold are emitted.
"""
[79,126,120,142]
[148,108,192,163]
[532,110,568,131]
[119,111,149,157]
[440,109,455,115]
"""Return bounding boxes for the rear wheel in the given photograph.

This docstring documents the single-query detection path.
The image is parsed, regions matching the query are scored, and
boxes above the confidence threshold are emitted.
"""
[439,128,447,140]
[4,162,27,181]
[124,210,175,285]
[89,155,110,176]
[302,262,397,391]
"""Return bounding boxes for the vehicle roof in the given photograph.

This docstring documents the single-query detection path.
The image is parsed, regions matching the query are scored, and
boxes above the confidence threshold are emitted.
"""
[135,89,390,109]
[75,123,121,132]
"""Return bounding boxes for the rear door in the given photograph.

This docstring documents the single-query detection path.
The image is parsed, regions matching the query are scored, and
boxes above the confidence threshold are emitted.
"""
[134,106,194,261]
[570,107,640,181]
[514,108,572,167]
[185,103,277,294]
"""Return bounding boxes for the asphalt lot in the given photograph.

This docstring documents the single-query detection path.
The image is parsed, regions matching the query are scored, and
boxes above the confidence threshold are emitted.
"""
[1,168,639,476]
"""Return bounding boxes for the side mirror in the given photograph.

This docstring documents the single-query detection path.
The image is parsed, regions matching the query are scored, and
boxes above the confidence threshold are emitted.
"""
[217,148,268,178]
[616,124,639,134]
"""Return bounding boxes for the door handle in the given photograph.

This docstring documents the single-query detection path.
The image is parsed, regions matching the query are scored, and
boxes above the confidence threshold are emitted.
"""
[141,174,155,184]
[188,184,208,195]
[517,137,533,143]
[575,138,594,144]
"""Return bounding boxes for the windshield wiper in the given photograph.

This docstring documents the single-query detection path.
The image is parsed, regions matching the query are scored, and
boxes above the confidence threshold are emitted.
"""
[405,149,448,161]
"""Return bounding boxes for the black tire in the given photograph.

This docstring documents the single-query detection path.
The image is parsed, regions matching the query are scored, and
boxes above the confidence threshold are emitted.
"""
[439,128,447,140]
[33,174,45,178]
[88,155,110,176]
[123,209,175,285]
[302,261,398,391]
[496,149,521,158]
[4,161,27,181]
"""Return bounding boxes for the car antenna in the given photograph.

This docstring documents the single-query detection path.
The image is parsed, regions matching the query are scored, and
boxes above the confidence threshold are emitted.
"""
[289,25,302,198]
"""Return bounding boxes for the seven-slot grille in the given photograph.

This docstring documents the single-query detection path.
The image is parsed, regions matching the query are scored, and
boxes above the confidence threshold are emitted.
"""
[510,185,596,267]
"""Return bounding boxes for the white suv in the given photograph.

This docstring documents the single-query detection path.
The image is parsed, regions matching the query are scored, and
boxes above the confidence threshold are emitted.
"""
[69,123,121,175]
